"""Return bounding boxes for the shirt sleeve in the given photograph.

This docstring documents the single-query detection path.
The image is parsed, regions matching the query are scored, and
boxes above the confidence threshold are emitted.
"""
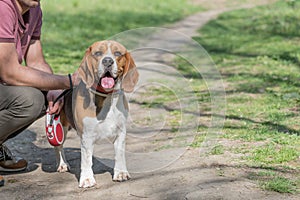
[31,7,42,40]
[0,2,16,43]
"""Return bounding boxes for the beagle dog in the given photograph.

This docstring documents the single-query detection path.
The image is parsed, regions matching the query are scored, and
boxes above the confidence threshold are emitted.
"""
[56,40,139,188]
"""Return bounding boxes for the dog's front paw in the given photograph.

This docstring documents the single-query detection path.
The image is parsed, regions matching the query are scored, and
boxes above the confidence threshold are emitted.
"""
[79,174,96,188]
[113,169,131,182]
[57,163,69,173]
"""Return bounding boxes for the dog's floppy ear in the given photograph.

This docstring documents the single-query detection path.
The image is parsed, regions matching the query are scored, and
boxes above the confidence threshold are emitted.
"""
[78,47,95,88]
[122,52,139,92]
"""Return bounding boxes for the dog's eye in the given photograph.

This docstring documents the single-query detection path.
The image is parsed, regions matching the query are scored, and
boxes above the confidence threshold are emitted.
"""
[93,51,103,57]
[114,51,122,57]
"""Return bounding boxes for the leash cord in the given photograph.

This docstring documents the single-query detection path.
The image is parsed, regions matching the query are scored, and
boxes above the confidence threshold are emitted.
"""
[52,74,73,105]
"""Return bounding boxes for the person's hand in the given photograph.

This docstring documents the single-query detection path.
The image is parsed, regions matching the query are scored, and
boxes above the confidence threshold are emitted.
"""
[71,71,80,87]
[47,90,64,115]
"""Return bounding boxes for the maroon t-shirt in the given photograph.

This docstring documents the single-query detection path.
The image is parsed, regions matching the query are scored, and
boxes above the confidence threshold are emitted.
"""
[0,0,42,64]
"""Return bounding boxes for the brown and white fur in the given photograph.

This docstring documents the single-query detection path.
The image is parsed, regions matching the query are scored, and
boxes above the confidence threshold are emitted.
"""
[55,40,139,188]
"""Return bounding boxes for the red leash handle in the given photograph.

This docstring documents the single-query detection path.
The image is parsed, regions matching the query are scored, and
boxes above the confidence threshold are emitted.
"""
[45,112,64,146]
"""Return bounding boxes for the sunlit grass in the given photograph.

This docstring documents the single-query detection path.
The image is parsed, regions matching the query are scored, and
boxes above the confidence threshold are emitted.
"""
[40,0,202,74]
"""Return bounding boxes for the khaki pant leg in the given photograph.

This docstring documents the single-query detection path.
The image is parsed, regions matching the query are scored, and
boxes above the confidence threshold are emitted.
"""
[0,85,46,144]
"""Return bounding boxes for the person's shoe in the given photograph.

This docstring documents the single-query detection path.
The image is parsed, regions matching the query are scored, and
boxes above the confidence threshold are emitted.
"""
[0,175,4,187]
[0,144,27,172]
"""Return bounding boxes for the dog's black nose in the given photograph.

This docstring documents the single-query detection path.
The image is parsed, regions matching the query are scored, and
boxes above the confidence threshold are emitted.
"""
[102,57,114,67]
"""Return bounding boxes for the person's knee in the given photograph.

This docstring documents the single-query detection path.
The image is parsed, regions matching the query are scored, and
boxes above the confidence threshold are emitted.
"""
[12,87,45,120]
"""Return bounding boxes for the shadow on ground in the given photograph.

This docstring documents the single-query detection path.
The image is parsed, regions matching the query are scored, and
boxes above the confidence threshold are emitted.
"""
[1,130,114,182]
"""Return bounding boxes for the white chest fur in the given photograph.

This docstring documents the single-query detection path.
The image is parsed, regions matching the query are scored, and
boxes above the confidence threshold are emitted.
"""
[82,91,128,140]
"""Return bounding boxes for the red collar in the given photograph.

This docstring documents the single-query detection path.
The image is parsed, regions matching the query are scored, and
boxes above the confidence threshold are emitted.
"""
[91,83,114,95]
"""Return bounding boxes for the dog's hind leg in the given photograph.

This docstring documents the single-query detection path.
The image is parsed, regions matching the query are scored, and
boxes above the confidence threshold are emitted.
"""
[54,126,70,172]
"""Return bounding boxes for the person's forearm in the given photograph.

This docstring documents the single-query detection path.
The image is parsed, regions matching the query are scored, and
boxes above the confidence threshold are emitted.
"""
[2,65,70,90]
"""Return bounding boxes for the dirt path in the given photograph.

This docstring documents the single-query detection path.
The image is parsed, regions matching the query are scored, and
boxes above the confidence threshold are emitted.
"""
[2,1,298,200]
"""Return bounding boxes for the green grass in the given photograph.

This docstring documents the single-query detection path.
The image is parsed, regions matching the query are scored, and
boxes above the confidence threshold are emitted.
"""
[189,133,206,148]
[262,177,298,194]
[249,143,299,165]
[189,0,300,167]
[40,0,202,74]
[210,144,224,155]
[248,171,299,194]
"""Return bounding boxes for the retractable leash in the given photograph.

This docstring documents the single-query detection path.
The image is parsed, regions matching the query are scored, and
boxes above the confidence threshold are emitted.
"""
[45,112,64,146]
[45,74,73,146]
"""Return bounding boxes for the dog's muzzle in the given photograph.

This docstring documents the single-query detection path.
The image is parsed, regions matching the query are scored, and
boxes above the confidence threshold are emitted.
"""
[99,57,117,89]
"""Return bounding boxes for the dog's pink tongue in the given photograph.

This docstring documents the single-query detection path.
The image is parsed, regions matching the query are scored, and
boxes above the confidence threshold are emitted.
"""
[101,77,115,89]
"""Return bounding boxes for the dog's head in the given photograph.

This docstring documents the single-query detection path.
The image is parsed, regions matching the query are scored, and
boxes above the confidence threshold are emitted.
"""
[78,40,139,93]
